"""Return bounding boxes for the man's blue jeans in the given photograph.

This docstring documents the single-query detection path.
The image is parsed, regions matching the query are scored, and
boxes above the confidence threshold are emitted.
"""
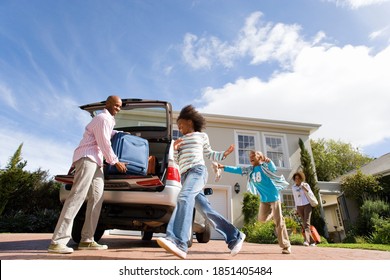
[166,165,206,252]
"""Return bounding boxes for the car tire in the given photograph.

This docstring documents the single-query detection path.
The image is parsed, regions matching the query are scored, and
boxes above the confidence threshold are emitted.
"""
[142,231,153,241]
[195,223,211,243]
[187,237,193,248]
[71,210,106,243]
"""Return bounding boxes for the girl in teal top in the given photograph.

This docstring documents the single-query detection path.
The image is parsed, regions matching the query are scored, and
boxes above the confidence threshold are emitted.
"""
[224,160,284,203]
[219,150,292,254]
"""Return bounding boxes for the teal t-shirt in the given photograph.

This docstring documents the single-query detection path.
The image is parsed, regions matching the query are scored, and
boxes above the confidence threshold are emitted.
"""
[224,162,282,202]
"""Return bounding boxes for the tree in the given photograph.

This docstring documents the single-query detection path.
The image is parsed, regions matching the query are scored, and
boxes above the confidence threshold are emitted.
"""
[340,170,382,204]
[0,144,61,232]
[311,138,373,181]
[298,138,326,237]
[0,144,27,215]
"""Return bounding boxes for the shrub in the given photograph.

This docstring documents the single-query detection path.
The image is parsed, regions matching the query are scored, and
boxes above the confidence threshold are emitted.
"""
[370,218,390,245]
[242,221,277,244]
[284,217,299,233]
[0,209,59,233]
[319,235,328,244]
[242,192,260,225]
[358,199,390,235]
[289,233,304,245]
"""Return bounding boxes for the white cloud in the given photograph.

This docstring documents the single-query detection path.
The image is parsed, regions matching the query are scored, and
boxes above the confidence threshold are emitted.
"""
[199,43,390,150]
[0,94,88,177]
[0,126,74,177]
[237,12,309,68]
[182,11,318,70]
[0,83,17,110]
[369,26,390,40]
[181,11,390,153]
[327,0,390,9]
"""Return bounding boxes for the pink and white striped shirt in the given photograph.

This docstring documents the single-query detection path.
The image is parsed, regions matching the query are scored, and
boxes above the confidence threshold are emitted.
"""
[72,109,119,167]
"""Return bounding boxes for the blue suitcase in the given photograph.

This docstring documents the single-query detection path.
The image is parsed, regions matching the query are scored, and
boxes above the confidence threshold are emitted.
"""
[107,132,149,176]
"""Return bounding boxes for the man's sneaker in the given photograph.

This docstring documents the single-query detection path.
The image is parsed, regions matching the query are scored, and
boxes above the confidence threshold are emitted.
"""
[157,237,187,259]
[282,246,291,254]
[303,241,310,247]
[310,243,317,247]
[231,232,246,256]
[48,244,74,254]
[211,161,222,182]
[78,241,108,250]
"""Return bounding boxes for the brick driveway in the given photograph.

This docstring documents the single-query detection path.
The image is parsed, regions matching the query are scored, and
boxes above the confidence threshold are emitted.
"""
[1,233,389,260]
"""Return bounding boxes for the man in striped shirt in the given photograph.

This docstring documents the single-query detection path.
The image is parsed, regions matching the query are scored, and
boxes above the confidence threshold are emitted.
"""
[48,95,127,254]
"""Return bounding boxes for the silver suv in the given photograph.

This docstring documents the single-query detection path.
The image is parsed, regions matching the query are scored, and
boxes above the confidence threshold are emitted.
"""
[55,98,211,245]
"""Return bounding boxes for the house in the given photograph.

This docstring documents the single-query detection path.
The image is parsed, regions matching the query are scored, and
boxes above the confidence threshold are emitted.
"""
[331,152,390,241]
[172,111,346,240]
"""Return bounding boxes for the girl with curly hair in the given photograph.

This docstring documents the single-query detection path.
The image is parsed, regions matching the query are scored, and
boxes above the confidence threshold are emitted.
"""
[157,105,245,259]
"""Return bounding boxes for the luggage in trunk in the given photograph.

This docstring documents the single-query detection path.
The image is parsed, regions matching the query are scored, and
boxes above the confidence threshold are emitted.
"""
[107,132,149,176]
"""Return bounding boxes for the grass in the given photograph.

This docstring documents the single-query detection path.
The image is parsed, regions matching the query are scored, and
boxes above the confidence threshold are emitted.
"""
[317,243,390,252]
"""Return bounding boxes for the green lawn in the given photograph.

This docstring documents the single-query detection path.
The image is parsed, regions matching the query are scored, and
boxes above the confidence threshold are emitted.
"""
[317,243,390,252]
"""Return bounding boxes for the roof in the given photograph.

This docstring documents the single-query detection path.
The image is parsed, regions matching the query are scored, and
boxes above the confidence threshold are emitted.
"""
[173,111,321,135]
[357,152,390,177]
[336,152,390,181]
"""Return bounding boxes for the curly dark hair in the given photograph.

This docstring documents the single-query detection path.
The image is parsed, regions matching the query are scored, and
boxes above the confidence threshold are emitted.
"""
[177,105,206,132]
[293,171,306,181]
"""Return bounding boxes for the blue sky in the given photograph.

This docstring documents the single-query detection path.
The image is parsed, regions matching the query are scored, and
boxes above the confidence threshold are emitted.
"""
[1,0,390,177]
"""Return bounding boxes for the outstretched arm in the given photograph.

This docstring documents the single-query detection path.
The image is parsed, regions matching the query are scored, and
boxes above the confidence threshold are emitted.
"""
[222,144,234,159]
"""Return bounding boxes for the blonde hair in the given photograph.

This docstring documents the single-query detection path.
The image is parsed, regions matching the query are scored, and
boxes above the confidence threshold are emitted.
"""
[250,150,263,157]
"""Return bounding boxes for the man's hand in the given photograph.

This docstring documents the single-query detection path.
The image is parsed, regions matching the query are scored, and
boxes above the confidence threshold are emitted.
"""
[115,162,128,173]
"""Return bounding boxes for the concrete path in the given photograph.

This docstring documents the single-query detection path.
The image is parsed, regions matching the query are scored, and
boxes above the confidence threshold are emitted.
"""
[1,233,389,260]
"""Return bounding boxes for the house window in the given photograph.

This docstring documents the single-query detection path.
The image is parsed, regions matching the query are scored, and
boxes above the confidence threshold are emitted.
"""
[236,133,256,165]
[335,208,343,227]
[282,194,295,211]
[264,134,288,168]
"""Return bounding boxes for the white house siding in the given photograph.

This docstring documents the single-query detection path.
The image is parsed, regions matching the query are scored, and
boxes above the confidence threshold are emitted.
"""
[175,111,322,232]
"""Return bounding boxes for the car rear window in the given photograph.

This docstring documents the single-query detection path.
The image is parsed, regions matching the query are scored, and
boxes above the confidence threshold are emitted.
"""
[92,106,168,131]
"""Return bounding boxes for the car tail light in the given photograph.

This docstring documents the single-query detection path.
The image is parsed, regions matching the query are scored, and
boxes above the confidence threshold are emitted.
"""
[167,161,180,182]
[166,142,181,184]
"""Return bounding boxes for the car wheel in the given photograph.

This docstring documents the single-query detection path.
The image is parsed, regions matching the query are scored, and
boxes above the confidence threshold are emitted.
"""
[71,210,106,243]
[195,223,211,243]
[187,236,193,248]
[142,231,153,241]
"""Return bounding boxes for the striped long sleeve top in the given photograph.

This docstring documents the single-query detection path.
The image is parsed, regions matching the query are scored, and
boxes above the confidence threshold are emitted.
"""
[72,108,119,167]
[174,132,225,174]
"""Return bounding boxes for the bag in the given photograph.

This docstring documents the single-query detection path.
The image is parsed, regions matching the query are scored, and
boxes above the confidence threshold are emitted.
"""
[302,183,319,207]
[107,132,149,176]
[302,225,321,243]
[147,156,157,175]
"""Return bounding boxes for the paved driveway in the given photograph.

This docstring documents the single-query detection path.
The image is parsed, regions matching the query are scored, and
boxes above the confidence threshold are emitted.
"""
[1,233,389,260]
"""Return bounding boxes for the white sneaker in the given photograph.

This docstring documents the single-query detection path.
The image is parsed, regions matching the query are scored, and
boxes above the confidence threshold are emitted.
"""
[48,244,74,254]
[211,161,222,182]
[282,246,291,254]
[231,232,246,256]
[303,241,310,246]
[310,243,317,247]
[157,237,187,259]
[78,241,108,250]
